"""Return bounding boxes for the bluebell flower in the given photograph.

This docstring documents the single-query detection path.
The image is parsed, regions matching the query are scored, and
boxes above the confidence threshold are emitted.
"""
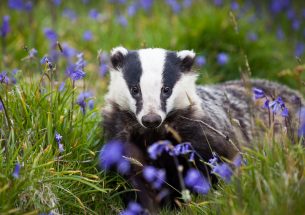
[8,0,24,10]
[217,52,229,65]
[0,71,9,84]
[195,55,206,67]
[208,153,218,166]
[276,27,285,40]
[62,8,77,21]
[298,108,305,138]
[83,30,93,41]
[292,19,300,31]
[61,43,76,60]
[247,32,258,42]
[55,131,62,144]
[99,64,108,77]
[231,1,239,11]
[99,140,130,174]
[58,81,65,92]
[53,0,61,6]
[66,65,85,81]
[40,56,50,65]
[89,9,100,20]
[24,1,33,12]
[88,99,94,110]
[269,97,288,117]
[12,163,21,179]
[263,99,270,109]
[76,91,93,114]
[213,0,223,7]
[211,163,233,183]
[232,154,243,168]
[120,202,144,215]
[286,8,295,20]
[0,16,10,38]
[183,0,192,8]
[253,88,265,99]
[117,15,128,27]
[44,28,57,43]
[0,100,3,112]
[140,0,153,11]
[76,53,87,69]
[127,3,138,16]
[147,140,171,160]
[143,166,166,189]
[29,48,38,58]
[295,42,305,57]
[172,142,195,161]
[184,168,210,195]
[10,69,18,84]
[166,0,181,13]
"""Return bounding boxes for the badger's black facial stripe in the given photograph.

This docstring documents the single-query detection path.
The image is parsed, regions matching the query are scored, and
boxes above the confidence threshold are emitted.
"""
[161,52,182,111]
[122,51,143,113]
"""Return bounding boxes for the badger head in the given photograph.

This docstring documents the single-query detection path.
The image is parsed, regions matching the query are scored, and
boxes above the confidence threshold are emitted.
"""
[105,46,201,129]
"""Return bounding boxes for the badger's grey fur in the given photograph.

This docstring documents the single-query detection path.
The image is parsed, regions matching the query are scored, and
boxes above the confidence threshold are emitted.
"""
[102,47,303,213]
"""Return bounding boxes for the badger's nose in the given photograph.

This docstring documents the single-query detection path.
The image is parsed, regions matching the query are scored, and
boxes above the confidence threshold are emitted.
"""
[141,114,162,128]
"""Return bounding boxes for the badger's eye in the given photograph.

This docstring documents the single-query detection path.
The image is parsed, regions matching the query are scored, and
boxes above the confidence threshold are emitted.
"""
[161,86,172,97]
[131,86,140,96]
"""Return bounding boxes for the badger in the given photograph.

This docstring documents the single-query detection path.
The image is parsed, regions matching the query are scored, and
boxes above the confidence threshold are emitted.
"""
[102,47,303,213]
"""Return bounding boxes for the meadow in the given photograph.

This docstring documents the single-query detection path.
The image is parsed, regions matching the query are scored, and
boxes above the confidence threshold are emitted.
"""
[0,0,305,214]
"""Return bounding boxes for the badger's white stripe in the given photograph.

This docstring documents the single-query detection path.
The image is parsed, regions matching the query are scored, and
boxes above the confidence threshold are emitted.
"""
[111,46,128,56]
[137,48,167,123]
[177,50,195,60]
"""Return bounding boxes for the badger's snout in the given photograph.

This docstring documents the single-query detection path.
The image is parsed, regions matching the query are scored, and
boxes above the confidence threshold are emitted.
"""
[141,113,162,129]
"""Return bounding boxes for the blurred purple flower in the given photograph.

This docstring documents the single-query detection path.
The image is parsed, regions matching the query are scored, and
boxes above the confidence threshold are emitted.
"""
[82,0,90,4]
[99,140,130,174]
[24,1,33,12]
[0,16,10,38]
[276,27,285,40]
[298,107,305,137]
[253,88,265,99]
[295,42,305,57]
[233,154,243,167]
[76,91,93,114]
[0,101,3,111]
[53,0,61,6]
[213,0,223,7]
[40,56,50,65]
[143,166,166,189]
[66,65,85,81]
[61,43,76,60]
[76,53,86,69]
[269,97,288,117]
[211,163,233,183]
[195,55,206,67]
[166,0,181,13]
[58,81,65,92]
[247,31,258,42]
[127,3,138,16]
[29,48,38,58]
[147,140,171,160]
[99,64,108,77]
[12,163,21,179]
[120,202,144,215]
[263,99,270,109]
[58,143,64,153]
[88,99,94,110]
[231,1,239,11]
[89,9,100,20]
[140,0,153,11]
[217,52,229,65]
[0,71,9,84]
[183,0,192,8]
[63,8,77,21]
[8,0,24,10]
[55,131,62,144]
[172,142,195,161]
[184,168,210,195]
[44,28,57,43]
[292,19,300,31]
[83,30,93,41]
[270,0,289,14]
[286,8,295,20]
[117,15,128,27]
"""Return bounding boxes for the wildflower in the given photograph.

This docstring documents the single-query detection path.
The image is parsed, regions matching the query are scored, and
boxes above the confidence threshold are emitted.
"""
[217,52,229,65]
[58,81,65,92]
[172,142,195,161]
[40,56,50,65]
[183,0,192,8]
[140,0,153,11]
[166,0,181,13]
[0,16,10,38]
[269,97,288,117]
[263,99,270,109]
[295,42,305,57]
[147,140,171,160]
[66,65,85,81]
[127,3,138,16]
[231,1,239,11]
[0,101,3,111]
[247,32,258,42]
[76,53,86,69]
[12,163,21,179]
[62,8,77,21]
[286,8,295,20]
[232,154,243,168]
[88,99,94,110]
[89,9,100,20]
[61,43,76,60]
[99,140,130,174]
[276,27,285,40]
[10,69,18,84]
[292,19,300,31]
[117,15,128,27]
[213,0,223,7]
[99,64,108,77]
[195,55,206,67]
[253,88,265,99]
[83,30,93,41]
[76,91,93,114]
[120,202,145,215]
[24,1,33,12]
[8,0,24,10]
[0,71,9,84]
[184,168,210,195]
[55,131,64,153]
[211,163,233,183]
[208,153,218,166]
[53,0,61,6]
[29,48,38,58]
[44,28,58,43]
[143,166,166,189]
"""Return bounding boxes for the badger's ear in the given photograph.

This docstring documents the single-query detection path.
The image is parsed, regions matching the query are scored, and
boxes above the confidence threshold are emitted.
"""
[177,50,196,72]
[110,46,128,70]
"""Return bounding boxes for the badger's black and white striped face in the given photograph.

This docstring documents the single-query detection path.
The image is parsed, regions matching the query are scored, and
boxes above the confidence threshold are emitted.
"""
[106,47,200,129]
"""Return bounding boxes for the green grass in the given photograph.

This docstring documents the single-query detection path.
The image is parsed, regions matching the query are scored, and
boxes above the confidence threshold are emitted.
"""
[1,1,305,214]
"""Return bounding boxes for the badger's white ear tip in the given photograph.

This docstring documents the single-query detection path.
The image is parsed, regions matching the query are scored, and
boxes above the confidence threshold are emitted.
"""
[177,50,196,59]
[111,46,128,56]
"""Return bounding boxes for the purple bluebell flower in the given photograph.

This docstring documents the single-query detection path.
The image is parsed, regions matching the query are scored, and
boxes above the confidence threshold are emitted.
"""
[76,53,86,69]
[117,15,128,27]
[140,0,153,11]
[58,143,65,153]
[88,99,94,110]
[0,100,3,111]
[29,48,38,58]
[195,55,206,67]
[282,107,288,117]
[83,30,93,41]
[58,81,65,92]
[183,0,192,8]
[172,142,195,161]
[76,91,92,114]
[127,3,138,16]
[53,0,61,6]
[0,16,10,38]
[66,65,85,81]
[44,28,57,43]
[61,43,76,60]
[184,168,210,195]
[99,140,130,174]
[213,0,223,7]
[217,52,229,65]
[298,108,305,137]
[89,9,100,20]
[8,0,24,10]
[276,27,285,40]
[247,32,258,42]
[0,71,9,84]
[10,69,17,85]
[12,163,21,179]
[292,19,300,31]
[263,99,270,109]
[211,163,233,183]
[55,131,62,143]
[24,1,33,12]
[253,88,265,99]
[269,97,288,117]
[231,1,239,11]
[40,56,50,65]
[143,166,166,189]
[208,153,218,166]
[99,64,108,77]
[120,202,144,215]
[62,8,77,21]
[147,140,171,160]
[295,42,305,57]
[233,154,243,167]
[166,0,181,13]
[286,8,295,20]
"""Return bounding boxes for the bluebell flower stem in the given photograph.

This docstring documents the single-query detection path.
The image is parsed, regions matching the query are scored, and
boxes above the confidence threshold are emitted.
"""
[172,155,186,191]
[70,80,75,130]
